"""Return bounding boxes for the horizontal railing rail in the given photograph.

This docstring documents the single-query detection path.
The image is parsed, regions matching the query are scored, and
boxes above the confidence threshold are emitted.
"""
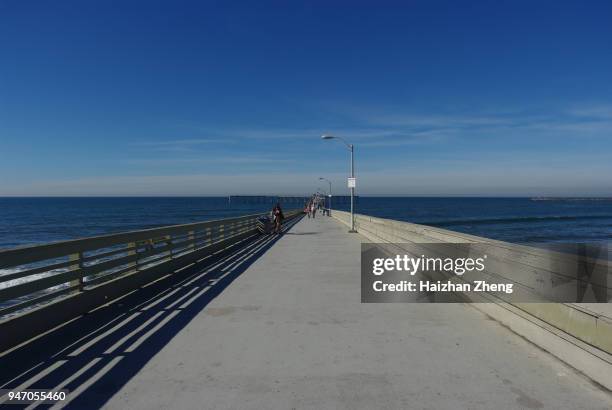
[0,210,301,318]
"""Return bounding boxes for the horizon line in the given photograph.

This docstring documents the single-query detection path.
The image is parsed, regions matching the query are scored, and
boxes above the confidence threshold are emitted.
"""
[2,195,612,199]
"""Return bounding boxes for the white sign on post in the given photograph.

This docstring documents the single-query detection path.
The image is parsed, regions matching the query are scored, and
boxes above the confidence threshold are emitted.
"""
[347,177,356,188]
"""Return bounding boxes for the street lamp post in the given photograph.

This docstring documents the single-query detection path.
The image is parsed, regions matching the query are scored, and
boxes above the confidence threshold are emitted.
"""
[321,135,356,233]
[319,177,332,216]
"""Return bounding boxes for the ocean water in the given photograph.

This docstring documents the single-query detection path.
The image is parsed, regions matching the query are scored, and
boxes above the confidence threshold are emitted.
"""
[332,197,612,244]
[1,196,611,303]
[0,197,301,249]
[0,197,304,297]
[1,197,611,249]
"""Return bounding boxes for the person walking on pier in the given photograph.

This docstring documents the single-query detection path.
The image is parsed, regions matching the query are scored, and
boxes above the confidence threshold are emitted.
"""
[310,202,316,219]
[272,203,284,234]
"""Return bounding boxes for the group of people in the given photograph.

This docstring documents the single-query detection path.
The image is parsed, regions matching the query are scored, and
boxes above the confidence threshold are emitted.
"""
[306,201,317,219]
[269,197,326,235]
[304,197,327,218]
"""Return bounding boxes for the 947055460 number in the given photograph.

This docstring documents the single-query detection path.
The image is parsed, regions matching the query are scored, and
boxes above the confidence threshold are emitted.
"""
[0,389,68,404]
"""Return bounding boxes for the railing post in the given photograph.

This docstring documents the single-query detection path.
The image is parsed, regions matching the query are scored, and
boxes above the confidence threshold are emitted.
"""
[188,230,195,251]
[207,227,212,246]
[69,252,84,292]
[127,242,138,271]
[219,224,224,242]
[166,235,173,260]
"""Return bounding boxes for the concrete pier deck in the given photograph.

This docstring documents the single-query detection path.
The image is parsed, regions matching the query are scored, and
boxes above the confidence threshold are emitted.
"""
[2,216,611,409]
[103,217,612,409]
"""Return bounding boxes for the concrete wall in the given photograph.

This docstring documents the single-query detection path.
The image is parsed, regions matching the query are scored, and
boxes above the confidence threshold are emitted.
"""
[332,210,612,389]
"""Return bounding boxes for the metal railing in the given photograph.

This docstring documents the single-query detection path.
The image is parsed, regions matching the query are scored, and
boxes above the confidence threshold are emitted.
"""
[0,210,301,319]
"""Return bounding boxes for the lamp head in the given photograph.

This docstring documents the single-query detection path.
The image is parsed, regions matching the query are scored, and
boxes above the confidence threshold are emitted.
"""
[321,135,334,140]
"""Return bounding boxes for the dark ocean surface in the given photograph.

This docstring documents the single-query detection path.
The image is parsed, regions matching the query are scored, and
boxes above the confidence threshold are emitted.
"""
[1,197,612,250]
[333,197,612,245]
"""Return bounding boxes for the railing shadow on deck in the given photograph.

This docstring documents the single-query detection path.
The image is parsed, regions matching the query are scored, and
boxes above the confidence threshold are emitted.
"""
[0,216,302,409]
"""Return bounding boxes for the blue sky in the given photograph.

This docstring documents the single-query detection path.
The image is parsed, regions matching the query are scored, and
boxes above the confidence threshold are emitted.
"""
[1,0,611,196]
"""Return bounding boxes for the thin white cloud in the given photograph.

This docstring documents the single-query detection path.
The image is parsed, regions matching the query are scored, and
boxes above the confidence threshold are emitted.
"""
[364,114,513,128]
[167,124,417,141]
[147,105,612,158]
[124,156,295,166]
[132,138,232,146]
[171,107,612,150]
[567,104,612,120]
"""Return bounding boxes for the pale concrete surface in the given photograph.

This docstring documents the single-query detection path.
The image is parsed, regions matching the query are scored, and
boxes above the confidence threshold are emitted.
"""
[102,216,612,410]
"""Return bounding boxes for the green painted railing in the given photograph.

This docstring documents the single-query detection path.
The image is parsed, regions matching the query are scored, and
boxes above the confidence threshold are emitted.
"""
[0,210,302,319]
